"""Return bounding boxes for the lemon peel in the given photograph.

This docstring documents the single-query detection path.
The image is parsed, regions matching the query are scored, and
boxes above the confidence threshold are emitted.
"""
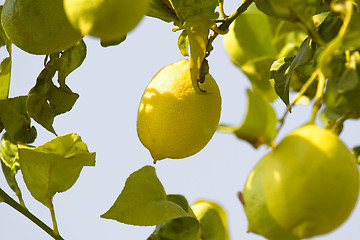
[137,59,221,162]
[64,0,151,42]
[1,0,82,55]
[263,124,359,238]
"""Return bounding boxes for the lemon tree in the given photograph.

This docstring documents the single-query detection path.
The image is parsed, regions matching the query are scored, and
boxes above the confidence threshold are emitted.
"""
[1,0,360,240]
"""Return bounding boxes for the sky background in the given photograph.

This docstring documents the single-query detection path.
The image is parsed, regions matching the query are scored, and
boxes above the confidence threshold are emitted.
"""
[1,1,360,240]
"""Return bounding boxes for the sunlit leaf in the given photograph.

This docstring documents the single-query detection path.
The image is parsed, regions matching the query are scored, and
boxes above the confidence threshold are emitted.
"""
[0,132,19,172]
[0,11,12,100]
[184,15,214,93]
[178,30,189,57]
[101,166,190,226]
[218,89,277,148]
[0,96,37,143]
[18,133,96,207]
[0,57,11,100]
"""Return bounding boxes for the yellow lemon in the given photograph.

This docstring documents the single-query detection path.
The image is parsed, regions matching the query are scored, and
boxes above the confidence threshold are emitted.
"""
[64,0,151,42]
[191,200,229,240]
[1,0,82,55]
[137,59,221,162]
[263,124,359,238]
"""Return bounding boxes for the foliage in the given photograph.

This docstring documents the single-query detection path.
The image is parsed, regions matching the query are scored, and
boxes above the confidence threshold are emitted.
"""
[0,0,360,240]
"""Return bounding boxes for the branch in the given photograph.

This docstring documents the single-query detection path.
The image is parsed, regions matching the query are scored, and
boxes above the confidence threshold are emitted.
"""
[0,188,64,240]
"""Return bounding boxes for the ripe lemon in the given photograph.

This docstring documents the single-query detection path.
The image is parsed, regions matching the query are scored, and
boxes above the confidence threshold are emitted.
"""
[137,59,221,162]
[263,124,359,238]
[63,0,151,42]
[191,200,229,240]
[242,153,300,240]
[1,0,82,55]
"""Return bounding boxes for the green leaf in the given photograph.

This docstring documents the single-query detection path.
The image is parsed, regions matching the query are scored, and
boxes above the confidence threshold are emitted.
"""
[178,30,189,57]
[57,40,87,86]
[146,0,179,23]
[1,161,22,200]
[166,194,191,214]
[218,89,277,148]
[323,51,360,115]
[18,133,95,207]
[171,0,219,23]
[101,166,190,226]
[153,195,200,240]
[100,35,127,48]
[154,217,200,240]
[0,96,37,144]
[352,147,360,164]
[27,60,79,134]
[0,57,11,100]
[184,15,214,93]
[0,132,19,172]
[270,37,314,108]
[0,8,12,101]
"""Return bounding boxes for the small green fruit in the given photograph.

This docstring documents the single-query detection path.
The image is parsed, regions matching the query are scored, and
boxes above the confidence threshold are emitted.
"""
[242,153,300,240]
[1,0,82,54]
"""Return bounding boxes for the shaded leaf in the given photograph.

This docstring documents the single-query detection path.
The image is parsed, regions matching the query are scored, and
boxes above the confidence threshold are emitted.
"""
[167,194,191,214]
[18,133,95,207]
[146,0,179,23]
[58,40,87,86]
[100,35,126,48]
[101,166,190,226]
[323,51,360,116]
[0,96,37,143]
[270,37,314,108]
[171,0,218,23]
[218,89,277,148]
[27,59,79,134]
[1,161,22,201]
[352,146,360,164]
[154,217,200,240]
[153,195,200,240]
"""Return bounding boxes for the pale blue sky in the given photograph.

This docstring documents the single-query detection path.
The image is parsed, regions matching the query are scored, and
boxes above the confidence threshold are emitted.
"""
[0,1,359,240]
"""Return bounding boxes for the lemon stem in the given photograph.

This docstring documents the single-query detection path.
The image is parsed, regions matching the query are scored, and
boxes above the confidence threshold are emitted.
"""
[0,188,64,240]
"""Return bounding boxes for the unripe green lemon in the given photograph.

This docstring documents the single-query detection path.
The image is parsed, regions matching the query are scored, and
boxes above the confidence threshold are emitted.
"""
[63,0,151,42]
[263,124,359,238]
[242,153,300,240]
[191,200,229,240]
[1,0,82,55]
[137,59,221,162]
